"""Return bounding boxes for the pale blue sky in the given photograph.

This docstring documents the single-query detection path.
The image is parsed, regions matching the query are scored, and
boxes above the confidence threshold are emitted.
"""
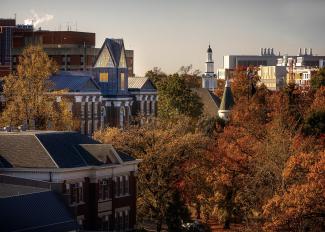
[1,0,325,75]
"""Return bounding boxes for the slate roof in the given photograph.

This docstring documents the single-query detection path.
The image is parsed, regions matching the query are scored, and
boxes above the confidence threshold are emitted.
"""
[219,80,235,111]
[49,71,100,92]
[0,190,78,232]
[192,88,220,117]
[128,77,156,91]
[0,131,136,169]
[0,134,57,168]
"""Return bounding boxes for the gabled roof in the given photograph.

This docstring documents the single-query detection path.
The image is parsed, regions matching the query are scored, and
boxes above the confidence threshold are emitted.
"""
[128,77,156,91]
[49,71,100,92]
[93,38,126,68]
[0,190,78,232]
[219,80,235,111]
[192,88,220,117]
[0,131,136,169]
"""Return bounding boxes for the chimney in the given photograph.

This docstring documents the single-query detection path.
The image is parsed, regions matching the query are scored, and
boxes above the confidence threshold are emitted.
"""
[310,48,313,56]
[261,48,263,56]
[271,48,274,55]
[268,48,271,55]
[305,48,307,55]
[264,48,267,55]
[299,48,302,56]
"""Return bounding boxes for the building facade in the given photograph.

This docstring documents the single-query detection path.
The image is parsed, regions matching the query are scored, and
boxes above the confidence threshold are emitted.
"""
[0,131,140,231]
[258,66,287,91]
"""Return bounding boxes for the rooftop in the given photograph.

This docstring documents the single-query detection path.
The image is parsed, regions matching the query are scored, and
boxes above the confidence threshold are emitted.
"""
[0,131,135,169]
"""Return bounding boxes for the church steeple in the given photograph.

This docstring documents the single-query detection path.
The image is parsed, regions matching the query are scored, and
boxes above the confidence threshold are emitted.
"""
[202,44,216,90]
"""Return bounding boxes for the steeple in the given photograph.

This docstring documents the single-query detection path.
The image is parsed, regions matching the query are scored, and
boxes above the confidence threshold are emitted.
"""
[202,44,216,90]
[218,78,234,121]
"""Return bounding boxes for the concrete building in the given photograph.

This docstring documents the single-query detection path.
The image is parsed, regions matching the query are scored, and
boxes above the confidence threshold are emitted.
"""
[202,45,217,91]
[0,131,140,231]
[223,48,279,70]
[0,18,15,77]
[258,66,287,91]
[0,19,135,77]
[223,48,325,70]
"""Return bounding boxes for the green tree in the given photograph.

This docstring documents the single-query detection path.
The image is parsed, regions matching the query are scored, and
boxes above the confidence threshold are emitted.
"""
[145,67,167,87]
[310,67,325,91]
[157,74,203,119]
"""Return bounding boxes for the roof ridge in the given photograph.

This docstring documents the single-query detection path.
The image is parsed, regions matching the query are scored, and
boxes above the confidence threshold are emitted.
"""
[33,134,59,168]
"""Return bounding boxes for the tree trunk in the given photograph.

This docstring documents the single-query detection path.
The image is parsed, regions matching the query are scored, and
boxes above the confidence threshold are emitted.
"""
[223,189,233,230]
[196,202,201,219]
[156,220,162,232]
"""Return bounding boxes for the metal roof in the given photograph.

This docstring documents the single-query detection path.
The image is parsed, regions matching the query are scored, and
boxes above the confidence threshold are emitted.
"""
[128,77,156,91]
[219,82,235,111]
[49,71,100,92]
[0,190,78,232]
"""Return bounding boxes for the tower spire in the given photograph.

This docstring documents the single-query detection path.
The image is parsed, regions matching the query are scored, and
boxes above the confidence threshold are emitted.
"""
[202,44,216,90]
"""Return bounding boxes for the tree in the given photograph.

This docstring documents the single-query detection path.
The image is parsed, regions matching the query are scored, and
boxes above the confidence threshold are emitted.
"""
[231,66,260,101]
[178,65,202,88]
[310,67,325,91]
[94,117,210,232]
[0,45,74,130]
[263,151,325,232]
[157,74,203,119]
[145,67,167,87]
[166,190,191,232]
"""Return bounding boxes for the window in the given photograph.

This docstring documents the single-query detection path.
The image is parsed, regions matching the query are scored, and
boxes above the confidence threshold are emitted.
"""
[119,49,127,68]
[100,72,108,82]
[120,176,124,196]
[68,183,83,204]
[101,215,110,231]
[120,72,125,90]
[95,47,114,67]
[115,177,120,197]
[99,179,110,200]
[124,176,129,195]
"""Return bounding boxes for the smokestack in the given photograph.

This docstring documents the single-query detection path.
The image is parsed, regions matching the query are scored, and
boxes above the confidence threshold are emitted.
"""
[271,48,274,55]
[268,48,270,55]
[299,48,302,56]
[310,48,313,56]
[261,48,263,56]
[305,48,307,55]
[264,48,267,55]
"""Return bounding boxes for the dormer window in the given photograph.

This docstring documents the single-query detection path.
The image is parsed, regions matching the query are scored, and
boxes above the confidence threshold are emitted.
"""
[100,72,108,82]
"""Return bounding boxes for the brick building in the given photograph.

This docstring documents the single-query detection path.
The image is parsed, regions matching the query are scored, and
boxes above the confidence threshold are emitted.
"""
[0,131,140,231]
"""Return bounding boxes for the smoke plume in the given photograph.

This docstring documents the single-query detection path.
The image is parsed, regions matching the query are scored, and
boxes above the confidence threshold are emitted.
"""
[24,10,54,27]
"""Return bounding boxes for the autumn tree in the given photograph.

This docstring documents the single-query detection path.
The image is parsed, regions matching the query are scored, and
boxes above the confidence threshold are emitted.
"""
[263,151,325,232]
[178,65,202,88]
[0,45,74,130]
[94,117,210,232]
[231,66,260,101]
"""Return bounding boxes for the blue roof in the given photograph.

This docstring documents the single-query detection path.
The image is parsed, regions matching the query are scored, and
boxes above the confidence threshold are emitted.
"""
[49,71,100,92]
[35,132,103,168]
[0,190,78,232]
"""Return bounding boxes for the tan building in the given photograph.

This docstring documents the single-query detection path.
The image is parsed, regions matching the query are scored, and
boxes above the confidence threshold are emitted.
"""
[258,66,287,91]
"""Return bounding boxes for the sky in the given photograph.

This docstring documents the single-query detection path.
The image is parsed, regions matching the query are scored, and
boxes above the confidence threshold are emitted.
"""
[1,0,325,76]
